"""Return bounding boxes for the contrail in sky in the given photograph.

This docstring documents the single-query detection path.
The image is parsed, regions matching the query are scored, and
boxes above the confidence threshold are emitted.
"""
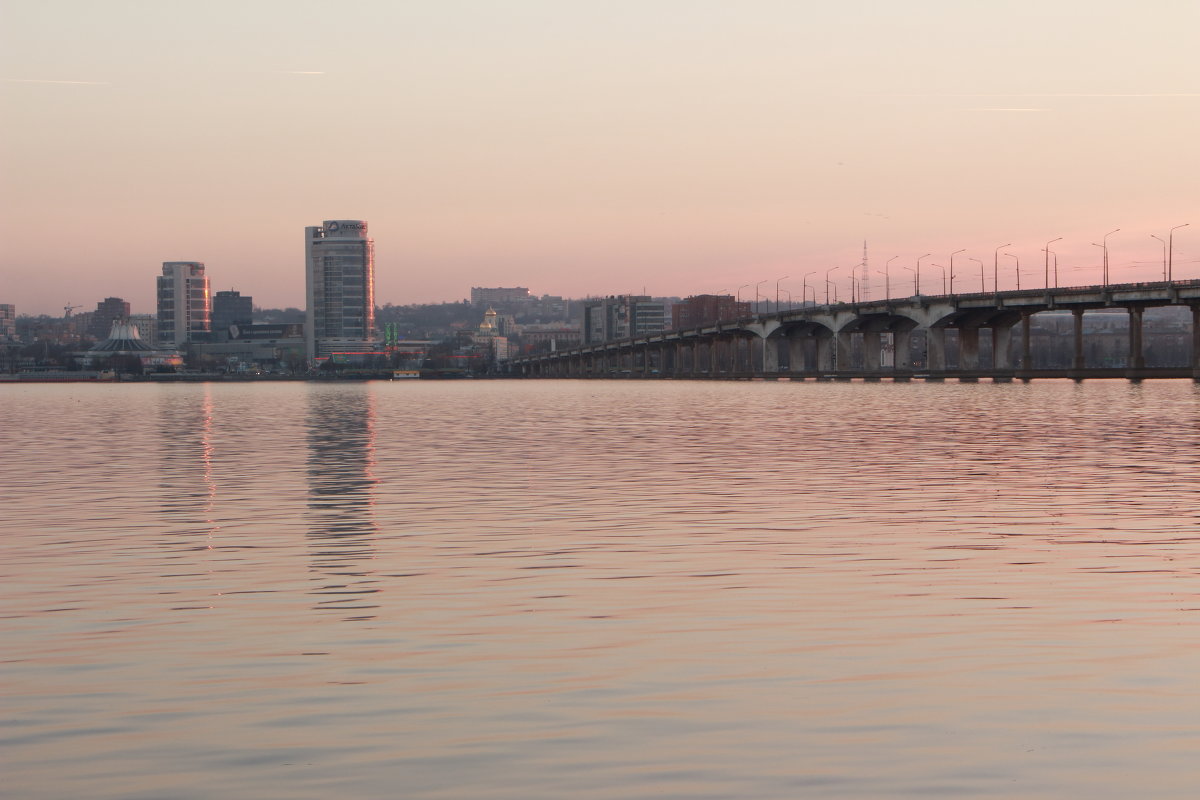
[5,78,109,85]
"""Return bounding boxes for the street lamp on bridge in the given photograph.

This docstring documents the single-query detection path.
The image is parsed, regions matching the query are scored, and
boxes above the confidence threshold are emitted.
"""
[994,243,1011,292]
[1169,223,1190,281]
[1151,234,1168,281]
[970,257,985,292]
[915,253,931,295]
[754,279,767,315]
[824,266,840,305]
[932,263,948,295]
[880,256,898,300]
[737,284,748,307]
[801,272,815,306]
[775,275,789,312]
[1005,253,1020,290]
[1043,237,1062,289]
[903,265,916,296]
[949,249,965,294]
[1091,229,1118,286]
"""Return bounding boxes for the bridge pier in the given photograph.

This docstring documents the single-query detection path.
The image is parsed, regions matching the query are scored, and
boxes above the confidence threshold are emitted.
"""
[763,335,780,373]
[863,331,882,371]
[1128,306,1145,371]
[927,328,947,371]
[835,331,852,373]
[787,333,808,374]
[993,322,1014,370]
[817,333,834,372]
[894,329,913,371]
[1072,309,1086,371]
[1021,312,1033,371]
[959,327,981,370]
[1193,306,1200,379]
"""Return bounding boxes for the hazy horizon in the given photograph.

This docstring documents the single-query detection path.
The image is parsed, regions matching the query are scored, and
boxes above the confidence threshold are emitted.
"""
[3,0,1197,315]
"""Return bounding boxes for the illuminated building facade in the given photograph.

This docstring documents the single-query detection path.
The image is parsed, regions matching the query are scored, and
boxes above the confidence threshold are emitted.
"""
[156,262,211,348]
[305,220,376,361]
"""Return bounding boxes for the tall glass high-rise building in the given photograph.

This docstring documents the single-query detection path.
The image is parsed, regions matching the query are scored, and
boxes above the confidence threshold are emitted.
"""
[305,220,376,361]
[156,262,211,348]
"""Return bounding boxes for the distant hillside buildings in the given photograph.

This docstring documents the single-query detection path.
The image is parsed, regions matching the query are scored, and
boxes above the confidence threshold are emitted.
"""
[471,286,530,305]
[0,304,15,341]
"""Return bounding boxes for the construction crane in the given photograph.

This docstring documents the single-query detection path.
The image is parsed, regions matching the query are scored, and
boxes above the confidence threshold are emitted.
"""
[63,303,82,318]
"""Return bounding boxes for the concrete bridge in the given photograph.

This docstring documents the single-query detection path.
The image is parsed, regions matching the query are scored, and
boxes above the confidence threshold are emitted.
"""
[510,279,1200,381]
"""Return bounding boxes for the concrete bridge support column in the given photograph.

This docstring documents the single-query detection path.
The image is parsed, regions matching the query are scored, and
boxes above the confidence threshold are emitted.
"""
[893,329,912,371]
[1021,313,1033,371]
[959,327,980,370]
[1072,309,1085,370]
[763,335,779,373]
[993,322,1015,369]
[816,334,834,372]
[835,331,853,372]
[1128,307,1145,370]
[708,340,718,374]
[926,328,946,371]
[1193,306,1200,377]
[788,335,807,374]
[863,331,882,371]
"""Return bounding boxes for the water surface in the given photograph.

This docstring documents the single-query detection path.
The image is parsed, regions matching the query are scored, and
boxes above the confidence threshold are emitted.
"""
[4,380,1200,798]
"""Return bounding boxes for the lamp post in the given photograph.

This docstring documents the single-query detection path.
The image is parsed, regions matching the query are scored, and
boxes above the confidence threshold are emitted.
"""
[932,264,947,295]
[994,243,1011,292]
[880,255,898,300]
[903,266,916,296]
[782,288,792,311]
[970,257,985,292]
[1103,228,1119,285]
[1005,253,1020,290]
[775,276,789,313]
[1169,223,1190,282]
[949,249,965,295]
[824,267,840,305]
[753,279,767,315]
[1043,237,1062,289]
[801,271,815,306]
[1151,234,1167,281]
[737,284,748,307]
[915,253,931,295]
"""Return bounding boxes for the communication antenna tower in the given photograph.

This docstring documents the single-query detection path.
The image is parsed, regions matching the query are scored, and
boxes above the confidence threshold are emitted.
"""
[859,241,871,302]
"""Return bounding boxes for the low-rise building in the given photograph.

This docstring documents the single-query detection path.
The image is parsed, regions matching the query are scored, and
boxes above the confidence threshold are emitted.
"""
[671,294,751,329]
[582,295,667,343]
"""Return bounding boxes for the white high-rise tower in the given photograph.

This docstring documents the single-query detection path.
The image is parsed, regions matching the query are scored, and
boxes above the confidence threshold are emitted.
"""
[305,220,376,362]
[156,261,211,348]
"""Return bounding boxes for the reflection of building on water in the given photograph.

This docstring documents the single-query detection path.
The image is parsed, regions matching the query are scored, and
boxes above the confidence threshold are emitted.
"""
[306,385,380,618]
[157,385,218,538]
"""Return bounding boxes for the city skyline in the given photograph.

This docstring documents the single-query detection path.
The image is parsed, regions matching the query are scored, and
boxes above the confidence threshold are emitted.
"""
[3,0,1198,315]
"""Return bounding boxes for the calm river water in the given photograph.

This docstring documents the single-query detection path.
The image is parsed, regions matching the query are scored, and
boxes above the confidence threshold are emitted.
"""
[4,379,1200,798]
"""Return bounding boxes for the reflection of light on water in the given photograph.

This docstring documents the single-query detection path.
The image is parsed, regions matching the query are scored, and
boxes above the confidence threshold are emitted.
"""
[200,385,218,548]
[306,385,380,619]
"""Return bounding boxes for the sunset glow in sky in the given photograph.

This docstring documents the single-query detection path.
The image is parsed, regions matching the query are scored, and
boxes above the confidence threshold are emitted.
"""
[2,0,1197,314]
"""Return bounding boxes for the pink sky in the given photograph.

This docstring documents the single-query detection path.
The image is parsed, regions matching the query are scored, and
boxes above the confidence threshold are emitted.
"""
[2,0,1197,315]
